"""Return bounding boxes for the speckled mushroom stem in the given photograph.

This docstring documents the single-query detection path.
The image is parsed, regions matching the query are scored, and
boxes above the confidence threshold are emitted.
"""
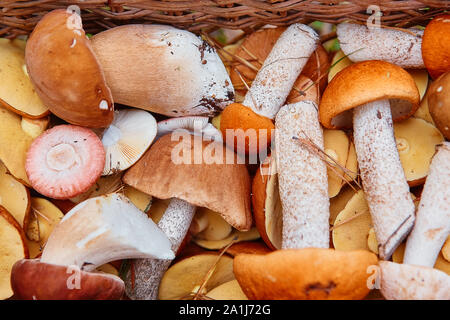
[353,100,415,260]
[243,24,318,120]
[403,142,450,267]
[125,198,196,300]
[275,101,330,249]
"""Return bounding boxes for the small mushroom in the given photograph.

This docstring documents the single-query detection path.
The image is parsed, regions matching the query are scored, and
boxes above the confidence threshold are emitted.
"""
[102,109,157,175]
[379,261,450,300]
[320,61,420,259]
[25,10,114,128]
[25,125,106,199]
[91,24,234,117]
[337,23,424,69]
[421,14,450,79]
[122,134,252,299]
[233,248,378,300]
[275,101,329,249]
[156,116,222,142]
[0,39,49,118]
[403,142,450,267]
[220,24,319,154]
[11,193,174,300]
[428,71,450,139]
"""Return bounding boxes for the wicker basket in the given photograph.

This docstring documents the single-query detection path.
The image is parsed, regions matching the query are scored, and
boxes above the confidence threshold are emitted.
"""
[1,0,449,38]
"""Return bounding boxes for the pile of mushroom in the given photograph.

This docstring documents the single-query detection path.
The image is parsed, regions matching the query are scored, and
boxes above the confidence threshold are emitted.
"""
[1,8,450,301]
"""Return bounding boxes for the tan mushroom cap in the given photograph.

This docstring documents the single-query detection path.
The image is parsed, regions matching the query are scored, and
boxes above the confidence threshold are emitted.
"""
[11,259,124,300]
[123,134,252,231]
[319,60,420,129]
[25,9,113,128]
[234,248,378,300]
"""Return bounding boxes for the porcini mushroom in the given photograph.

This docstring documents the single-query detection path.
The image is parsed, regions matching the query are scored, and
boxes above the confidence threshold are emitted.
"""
[403,142,450,267]
[25,125,106,199]
[428,71,450,139]
[11,193,174,300]
[337,23,424,69]
[102,109,157,175]
[122,133,252,299]
[320,61,420,259]
[91,24,234,117]
[234,248,378,300]
[220,24,319,154]
[275,101,329,249]
[25,9,114,128]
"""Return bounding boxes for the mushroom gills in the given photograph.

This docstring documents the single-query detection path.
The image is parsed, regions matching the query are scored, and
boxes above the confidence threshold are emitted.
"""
[40,193,174,271]
[353,99,415,259]
[125,198,196,300]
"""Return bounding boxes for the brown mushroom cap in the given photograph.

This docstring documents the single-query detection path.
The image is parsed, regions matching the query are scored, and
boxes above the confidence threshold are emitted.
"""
[25,9,113,128]
[319,60,420,129]
[233,248,378,300]
[123,134,252,231]
[11,259,124,300]
[428,71,450,139]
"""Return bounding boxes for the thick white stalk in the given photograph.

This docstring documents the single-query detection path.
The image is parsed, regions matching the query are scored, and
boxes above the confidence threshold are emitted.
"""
[243,24,318,120]
[125,198,196,300]
[403,142,450,267]
[353,100,415,260]
[275,101,330,249]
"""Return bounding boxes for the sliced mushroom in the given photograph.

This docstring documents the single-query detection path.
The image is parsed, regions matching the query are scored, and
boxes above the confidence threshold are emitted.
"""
[275,101,329,249]
[0,39,49,118]
[102,109,157,175]
[320,61,420,259]
[403,142,450,267]
[25,10,114,128]
[337,23,424,69]
[11,193,174,300]
[91,24,234,117]
[122,133,252,299]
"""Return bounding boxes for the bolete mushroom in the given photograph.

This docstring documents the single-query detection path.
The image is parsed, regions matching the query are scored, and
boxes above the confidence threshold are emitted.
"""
[337,23,424,69]
[403,142,450,267]
[25,125,106,199]
[122,133,252,300]
[102,109,157,175]
[0,38,48,118]
[11,193,174,300]
[421,14,450,79]
[25,9,114,128]
[91,24,234,117]
[156,116,222,142]
[220,24,319,155]
[275,101,329,249]
[428,71,450,139]
[320,61,420,259]
[234,248,378,300]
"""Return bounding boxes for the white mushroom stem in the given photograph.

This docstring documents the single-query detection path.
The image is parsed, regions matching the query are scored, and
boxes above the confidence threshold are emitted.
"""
[40,193,174,271]
[275,101,330,249]
[243,24,318,120]
[380,261,450,300]
[403,142,450,267]
[353,100,415,260]
[125,198,196,300]
[337,23,424,69]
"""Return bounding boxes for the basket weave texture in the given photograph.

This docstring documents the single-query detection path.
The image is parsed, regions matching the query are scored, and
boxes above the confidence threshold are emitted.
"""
[1,0,450,38]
